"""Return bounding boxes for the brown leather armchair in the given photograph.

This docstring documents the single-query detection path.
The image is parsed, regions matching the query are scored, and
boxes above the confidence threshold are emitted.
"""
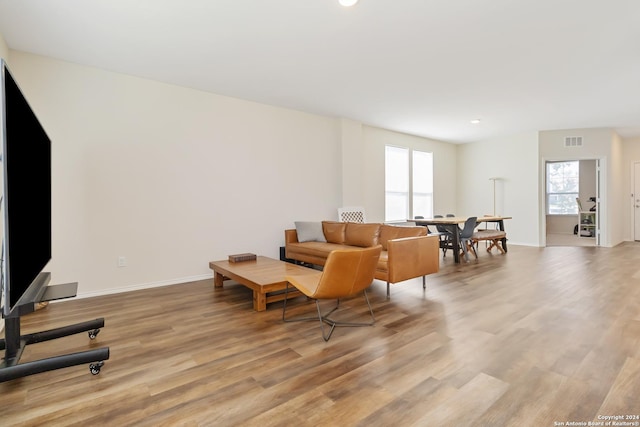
[282,245,383,341]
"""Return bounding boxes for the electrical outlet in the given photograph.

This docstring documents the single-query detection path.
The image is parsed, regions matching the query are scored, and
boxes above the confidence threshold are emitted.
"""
[118,256,127,267]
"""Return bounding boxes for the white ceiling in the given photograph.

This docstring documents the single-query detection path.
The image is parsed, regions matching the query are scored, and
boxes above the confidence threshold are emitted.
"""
[1,0,639,143]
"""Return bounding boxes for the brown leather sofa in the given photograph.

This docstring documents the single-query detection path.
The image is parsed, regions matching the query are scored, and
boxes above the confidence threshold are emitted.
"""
[285,221,440,297]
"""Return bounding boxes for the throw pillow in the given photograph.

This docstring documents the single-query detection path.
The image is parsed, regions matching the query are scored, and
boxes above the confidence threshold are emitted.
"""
[294,221,326,243]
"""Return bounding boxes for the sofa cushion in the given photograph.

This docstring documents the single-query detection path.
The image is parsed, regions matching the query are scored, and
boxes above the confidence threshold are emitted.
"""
[378,224,427,250]
[287,241,352,258]
[294,221,326,242]
[322,221,346,244]
[344,222,381,248]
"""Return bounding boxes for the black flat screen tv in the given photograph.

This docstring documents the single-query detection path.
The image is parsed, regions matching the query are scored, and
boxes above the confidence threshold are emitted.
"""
[0,59,52,318]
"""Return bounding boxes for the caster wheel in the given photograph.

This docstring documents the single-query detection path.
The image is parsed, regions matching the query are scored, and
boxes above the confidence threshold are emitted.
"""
[88,329,101,340]
[89,361,104,375]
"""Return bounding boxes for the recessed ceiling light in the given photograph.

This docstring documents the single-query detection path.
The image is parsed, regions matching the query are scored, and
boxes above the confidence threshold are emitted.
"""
[339,0,359,6]
[470,119,481,124]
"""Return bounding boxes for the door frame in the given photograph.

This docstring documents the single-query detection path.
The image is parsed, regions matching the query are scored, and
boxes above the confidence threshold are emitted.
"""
[632,161,640,241]
[541,156,605,247]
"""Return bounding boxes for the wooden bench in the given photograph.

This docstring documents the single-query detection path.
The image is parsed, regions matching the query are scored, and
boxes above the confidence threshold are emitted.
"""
[470,229,507,254]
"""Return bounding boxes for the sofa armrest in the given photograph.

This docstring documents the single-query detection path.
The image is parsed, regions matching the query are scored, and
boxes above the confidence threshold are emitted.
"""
[285,229,299,244]
[386,235,439,283]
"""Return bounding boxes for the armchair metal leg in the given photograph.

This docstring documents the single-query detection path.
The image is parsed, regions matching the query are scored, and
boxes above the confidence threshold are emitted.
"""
[386,282,390,299]
[282,282,317,323]
[423,275,426,289]
[283,285,375,341]
[317,290,375,341]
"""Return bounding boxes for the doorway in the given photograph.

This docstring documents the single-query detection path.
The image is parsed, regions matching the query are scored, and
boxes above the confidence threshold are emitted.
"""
[633,162,640,241]
[545,159,600,247]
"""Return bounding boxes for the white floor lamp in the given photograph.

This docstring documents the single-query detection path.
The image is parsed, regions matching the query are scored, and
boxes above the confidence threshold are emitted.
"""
[489,177,501,216]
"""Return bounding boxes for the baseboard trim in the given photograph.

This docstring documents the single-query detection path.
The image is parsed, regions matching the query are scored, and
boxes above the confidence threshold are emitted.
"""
[74,274,213,300]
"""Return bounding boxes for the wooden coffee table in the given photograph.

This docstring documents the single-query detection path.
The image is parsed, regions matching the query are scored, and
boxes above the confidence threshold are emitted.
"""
[209,256,313,311]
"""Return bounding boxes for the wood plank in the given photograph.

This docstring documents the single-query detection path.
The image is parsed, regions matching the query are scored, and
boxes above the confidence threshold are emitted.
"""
[597,356,640,416]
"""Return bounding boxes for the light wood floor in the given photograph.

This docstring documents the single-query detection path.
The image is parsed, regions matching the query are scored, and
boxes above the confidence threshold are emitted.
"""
[2,243,640,426]
[546,233,596,247]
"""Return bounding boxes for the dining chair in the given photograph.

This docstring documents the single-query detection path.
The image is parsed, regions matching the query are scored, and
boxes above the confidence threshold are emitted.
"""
[434,215,453,257]
[338,206,366,223]
[459,216,479,261]
[414,215,435,234]
[282,245,382,341]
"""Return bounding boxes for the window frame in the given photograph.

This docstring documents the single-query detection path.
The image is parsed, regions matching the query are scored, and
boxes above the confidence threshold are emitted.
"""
[546,160,580,215]
[385,145,433,222]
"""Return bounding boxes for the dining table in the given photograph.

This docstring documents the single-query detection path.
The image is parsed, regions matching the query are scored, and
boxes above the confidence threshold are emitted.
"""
[411,216,512,263]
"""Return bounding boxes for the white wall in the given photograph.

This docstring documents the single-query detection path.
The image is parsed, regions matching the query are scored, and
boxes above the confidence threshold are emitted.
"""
[359,126,458,223]
[340,118,362,208]
[7,51,343,297]
[0,32,7,60]
[457,132,539,246]
[579,160,597,208]
[610,132,625,245]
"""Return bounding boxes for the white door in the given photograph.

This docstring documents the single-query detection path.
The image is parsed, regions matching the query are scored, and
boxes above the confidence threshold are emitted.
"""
[634,162,640,241]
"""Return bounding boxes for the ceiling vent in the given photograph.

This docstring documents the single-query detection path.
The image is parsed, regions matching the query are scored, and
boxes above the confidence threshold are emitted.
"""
[564,136,583,147]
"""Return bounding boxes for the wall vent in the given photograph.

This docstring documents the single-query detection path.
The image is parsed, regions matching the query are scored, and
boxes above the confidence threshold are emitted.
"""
[564,136,583,147]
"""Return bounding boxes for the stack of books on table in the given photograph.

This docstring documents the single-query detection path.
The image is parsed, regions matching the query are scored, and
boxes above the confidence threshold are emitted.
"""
[228,253,257,263]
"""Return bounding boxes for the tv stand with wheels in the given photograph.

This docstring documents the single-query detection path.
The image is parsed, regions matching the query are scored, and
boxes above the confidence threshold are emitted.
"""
[0,273,109,383]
